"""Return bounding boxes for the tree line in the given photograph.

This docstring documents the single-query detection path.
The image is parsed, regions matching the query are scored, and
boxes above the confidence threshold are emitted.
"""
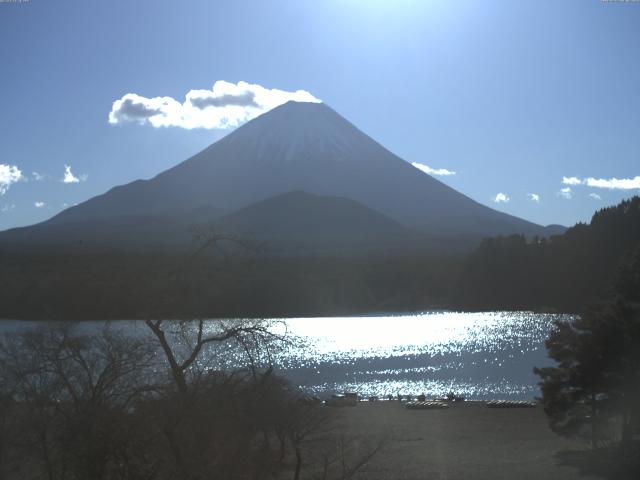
[0,250,457,320]
[454,196,640,312]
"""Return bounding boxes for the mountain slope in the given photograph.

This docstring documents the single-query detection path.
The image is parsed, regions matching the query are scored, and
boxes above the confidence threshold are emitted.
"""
[0,192,416,255]
[38,101,556,239]
[214,191,414,254]
[0,209,224,253]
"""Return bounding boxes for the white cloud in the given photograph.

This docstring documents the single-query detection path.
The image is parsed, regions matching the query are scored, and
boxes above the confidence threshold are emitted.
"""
[63,165,79,183]
[584,176,640,190]
[528,193,540,203]
[32,171,46,181]
[562,176,582,186]
[34,201,45,208]
[411,162,456,176]
[109,80,321,130]
[62,165,87,184]
[494,193,509,203]
[0,164,23,195]
[589,193,602,200]
[561,175,640,190]
[559,187,573,199]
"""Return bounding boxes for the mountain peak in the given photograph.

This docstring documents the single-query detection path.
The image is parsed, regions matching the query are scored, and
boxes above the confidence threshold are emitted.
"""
[216,99,369,164]
[238,99,344,131]
[249,100,333,126]
[274,99,327,110]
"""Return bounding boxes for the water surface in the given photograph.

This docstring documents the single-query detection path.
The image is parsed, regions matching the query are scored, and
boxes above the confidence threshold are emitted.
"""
[0,311,569,400]
[272,311,569,400]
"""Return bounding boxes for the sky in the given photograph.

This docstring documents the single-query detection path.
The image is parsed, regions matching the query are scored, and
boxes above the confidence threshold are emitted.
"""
[0,0,639,230]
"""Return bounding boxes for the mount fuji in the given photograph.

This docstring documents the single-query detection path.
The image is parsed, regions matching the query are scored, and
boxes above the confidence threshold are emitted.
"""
[0,101,563,253]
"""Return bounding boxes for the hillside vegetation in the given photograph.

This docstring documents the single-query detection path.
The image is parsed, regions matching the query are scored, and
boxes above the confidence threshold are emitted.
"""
[454,196,640,311]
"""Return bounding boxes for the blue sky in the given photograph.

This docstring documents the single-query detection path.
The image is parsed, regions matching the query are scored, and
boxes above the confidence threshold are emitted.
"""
[0,0,639,230]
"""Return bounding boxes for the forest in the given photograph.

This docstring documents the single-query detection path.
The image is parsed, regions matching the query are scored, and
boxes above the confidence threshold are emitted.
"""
[453,196,640,312]
[0,249,457,320]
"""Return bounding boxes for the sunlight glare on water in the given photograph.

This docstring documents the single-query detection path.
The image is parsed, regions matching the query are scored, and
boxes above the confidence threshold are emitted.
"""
[273,311,571,401]
[279,311,548,359]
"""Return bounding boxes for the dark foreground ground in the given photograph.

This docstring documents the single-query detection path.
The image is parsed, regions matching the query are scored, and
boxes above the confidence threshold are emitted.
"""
[333,401,633,480]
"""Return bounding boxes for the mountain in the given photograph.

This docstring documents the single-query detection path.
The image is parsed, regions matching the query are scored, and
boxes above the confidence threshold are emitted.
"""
[0,192,413,254]
[213,191,414,254]
[1,101,562,252]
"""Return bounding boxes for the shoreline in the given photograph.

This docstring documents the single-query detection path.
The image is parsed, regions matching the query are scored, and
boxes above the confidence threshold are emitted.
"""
[331,401,594,480]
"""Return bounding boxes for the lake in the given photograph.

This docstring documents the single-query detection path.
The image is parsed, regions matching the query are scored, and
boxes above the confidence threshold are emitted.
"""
[0,311,571,400]
[272,311,569,400]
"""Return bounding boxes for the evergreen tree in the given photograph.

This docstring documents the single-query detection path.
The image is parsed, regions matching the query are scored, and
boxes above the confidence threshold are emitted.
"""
[535,300,640,447]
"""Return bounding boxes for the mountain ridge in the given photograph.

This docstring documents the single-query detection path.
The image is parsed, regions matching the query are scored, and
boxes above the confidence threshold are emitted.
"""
[0,191,419,255]
[1,101,564,252]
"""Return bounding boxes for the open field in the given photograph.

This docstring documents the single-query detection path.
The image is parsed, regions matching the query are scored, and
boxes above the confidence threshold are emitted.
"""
[334,401,611,480]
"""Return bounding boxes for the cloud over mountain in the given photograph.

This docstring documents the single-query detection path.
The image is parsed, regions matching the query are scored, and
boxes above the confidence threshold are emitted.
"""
[109,81,320,130]
[411,162,456,176]
[0,164,22,195]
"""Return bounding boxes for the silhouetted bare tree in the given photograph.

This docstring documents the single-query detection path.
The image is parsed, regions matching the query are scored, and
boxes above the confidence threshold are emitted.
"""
[0,323,156,480]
